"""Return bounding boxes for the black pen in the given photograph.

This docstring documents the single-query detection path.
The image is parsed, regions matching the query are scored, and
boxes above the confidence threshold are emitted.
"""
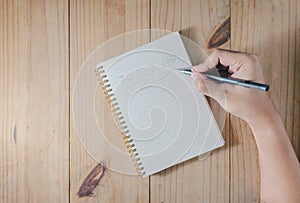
[178,67,269,92]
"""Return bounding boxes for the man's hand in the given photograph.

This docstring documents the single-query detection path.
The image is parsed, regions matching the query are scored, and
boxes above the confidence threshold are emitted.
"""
[191,49,273,125]
[191,49,300,203]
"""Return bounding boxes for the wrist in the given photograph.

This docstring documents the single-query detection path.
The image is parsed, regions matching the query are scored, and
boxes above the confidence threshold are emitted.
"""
[247,103,281,133]
[246,103,289,144]
[245,96,275,125]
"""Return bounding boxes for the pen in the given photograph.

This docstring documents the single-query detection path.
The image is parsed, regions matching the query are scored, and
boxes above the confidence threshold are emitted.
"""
[178,67,269,92]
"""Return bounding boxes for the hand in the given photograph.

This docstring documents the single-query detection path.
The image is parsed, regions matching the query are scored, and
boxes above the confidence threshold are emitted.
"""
[193,49,300,203]
[191,49,273,124]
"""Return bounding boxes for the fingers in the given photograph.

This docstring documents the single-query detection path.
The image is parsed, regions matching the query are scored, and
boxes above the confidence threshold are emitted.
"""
[191,72,226,102]
[192,49,255,74]
[191,72,209,96]
[192,50,220,72]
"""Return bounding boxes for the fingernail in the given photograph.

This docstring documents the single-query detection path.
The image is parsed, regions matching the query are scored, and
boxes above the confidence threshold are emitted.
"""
[191,66,198,72]
[191,73,198,82]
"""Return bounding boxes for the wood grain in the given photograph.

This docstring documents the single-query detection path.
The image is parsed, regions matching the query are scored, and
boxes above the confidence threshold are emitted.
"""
[230,0,300,202]
[207,16,231,49]
[1,0,299,202]
[69,0,150,202]
[150,0,231,202]
[0,0,69,202]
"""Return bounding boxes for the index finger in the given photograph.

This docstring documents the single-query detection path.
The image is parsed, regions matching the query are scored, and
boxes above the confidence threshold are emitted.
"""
[192,49,245,72]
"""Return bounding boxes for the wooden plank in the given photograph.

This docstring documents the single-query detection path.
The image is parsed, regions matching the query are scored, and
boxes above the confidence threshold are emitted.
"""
[1,1,298,202]
[230,0,300,202]
[0,0,69,202]
[150,0,230,202]
[69,0,150,202]
[295,0,300,159]
[229,1,261,200]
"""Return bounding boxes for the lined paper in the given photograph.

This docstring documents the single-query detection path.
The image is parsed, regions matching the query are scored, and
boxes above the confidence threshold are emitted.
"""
[97,32,224,176]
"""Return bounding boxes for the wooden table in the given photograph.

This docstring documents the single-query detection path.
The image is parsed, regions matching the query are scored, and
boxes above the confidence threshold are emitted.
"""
[1,0,299,202]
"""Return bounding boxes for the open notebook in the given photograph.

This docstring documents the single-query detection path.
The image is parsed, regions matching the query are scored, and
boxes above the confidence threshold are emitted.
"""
[95,32,224,177]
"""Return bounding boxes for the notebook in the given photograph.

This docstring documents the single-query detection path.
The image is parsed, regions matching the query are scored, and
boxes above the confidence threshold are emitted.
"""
[95,32,224,177]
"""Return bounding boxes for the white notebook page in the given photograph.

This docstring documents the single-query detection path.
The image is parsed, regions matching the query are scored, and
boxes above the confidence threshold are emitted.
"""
[97,32,224,176]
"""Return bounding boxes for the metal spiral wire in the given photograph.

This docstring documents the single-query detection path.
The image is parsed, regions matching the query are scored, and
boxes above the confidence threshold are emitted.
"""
[95,66,146,176]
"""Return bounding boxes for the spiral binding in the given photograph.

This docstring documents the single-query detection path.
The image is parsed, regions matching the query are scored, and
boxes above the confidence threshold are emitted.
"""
[95,66,146,176]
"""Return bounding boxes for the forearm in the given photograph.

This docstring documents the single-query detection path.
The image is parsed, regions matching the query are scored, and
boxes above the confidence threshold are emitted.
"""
[248,105,300,202]
[192,49,300,202]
